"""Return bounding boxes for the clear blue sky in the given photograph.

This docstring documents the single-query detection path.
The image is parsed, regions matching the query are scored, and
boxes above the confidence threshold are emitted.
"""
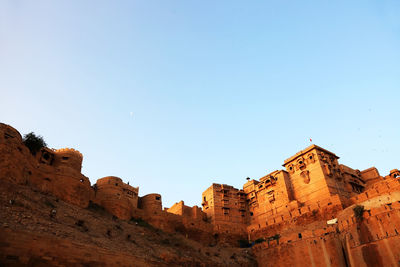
[1,1,399,208]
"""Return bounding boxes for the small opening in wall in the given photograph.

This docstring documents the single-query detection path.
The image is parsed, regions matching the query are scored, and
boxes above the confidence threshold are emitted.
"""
[309,156,313,159]
[298,233,302,239]
[203,196,206,201]
[115,183,118,186]
[250,212,253,216]
[299,161,303,164]
[156,196,161,200]
[289,167,293,170]
[80,179,84,183]
[62,156,69,160]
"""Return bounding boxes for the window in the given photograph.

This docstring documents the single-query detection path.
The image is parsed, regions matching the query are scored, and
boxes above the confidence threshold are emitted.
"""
[156,196,161,200]
[203,196,206,201]
[62,156,69,160]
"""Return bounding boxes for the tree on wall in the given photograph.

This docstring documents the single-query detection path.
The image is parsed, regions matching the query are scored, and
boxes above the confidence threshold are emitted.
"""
[23,132,47,155]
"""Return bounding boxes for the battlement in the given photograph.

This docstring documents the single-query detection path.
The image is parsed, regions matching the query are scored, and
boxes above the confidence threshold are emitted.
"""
[54,148,83,159]
[97,176,123,186]
[167,201,206,221]
[283,144,339,166]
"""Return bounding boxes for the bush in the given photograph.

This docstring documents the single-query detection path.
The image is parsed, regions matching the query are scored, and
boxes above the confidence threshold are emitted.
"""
[353,205,365,221]
[23,132,47,155]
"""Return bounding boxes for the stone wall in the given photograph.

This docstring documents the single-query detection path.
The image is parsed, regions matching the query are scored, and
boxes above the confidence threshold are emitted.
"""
[2,122,400,266]
[167,200,206,221]
[0,123,93,208]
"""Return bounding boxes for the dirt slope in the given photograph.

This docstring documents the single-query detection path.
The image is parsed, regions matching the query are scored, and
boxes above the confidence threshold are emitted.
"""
[0,181,256,266]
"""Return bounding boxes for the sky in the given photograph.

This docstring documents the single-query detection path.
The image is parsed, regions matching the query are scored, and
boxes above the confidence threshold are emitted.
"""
[1,0,399,208]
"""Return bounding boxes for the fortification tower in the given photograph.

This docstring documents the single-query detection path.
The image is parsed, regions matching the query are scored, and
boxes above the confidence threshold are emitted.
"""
[202,184,247,228]
[243,170,294,226]
[53,148,83,173]
[0,123,22,144]
[95,176,139,220]
[282,145,342,205]
[282,144,364,207]
[138,193,162,215]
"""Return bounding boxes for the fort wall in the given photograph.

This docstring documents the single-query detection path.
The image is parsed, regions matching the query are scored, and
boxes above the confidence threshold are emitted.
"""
[167,201,206,221]
[2,122,400,266]
[0,123,93,208]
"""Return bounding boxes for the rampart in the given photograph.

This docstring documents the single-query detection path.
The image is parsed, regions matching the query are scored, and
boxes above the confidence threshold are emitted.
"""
[1,122,400,265]
[167,200,206,221]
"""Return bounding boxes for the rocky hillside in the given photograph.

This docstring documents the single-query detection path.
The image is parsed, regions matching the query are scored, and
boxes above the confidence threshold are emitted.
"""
[0,180,256,266]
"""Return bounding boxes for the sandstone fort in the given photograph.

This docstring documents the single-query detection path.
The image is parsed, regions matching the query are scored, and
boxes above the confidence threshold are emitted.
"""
[1,122,399,266]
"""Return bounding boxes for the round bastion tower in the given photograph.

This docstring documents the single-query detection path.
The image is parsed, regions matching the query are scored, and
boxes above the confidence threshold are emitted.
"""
[53,148,83,173]
[139,193,162,214]
[0,123,23,144]
[94,176,139,220]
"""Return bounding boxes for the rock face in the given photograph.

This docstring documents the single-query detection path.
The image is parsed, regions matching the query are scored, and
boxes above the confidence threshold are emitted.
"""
[1,122,400,266]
